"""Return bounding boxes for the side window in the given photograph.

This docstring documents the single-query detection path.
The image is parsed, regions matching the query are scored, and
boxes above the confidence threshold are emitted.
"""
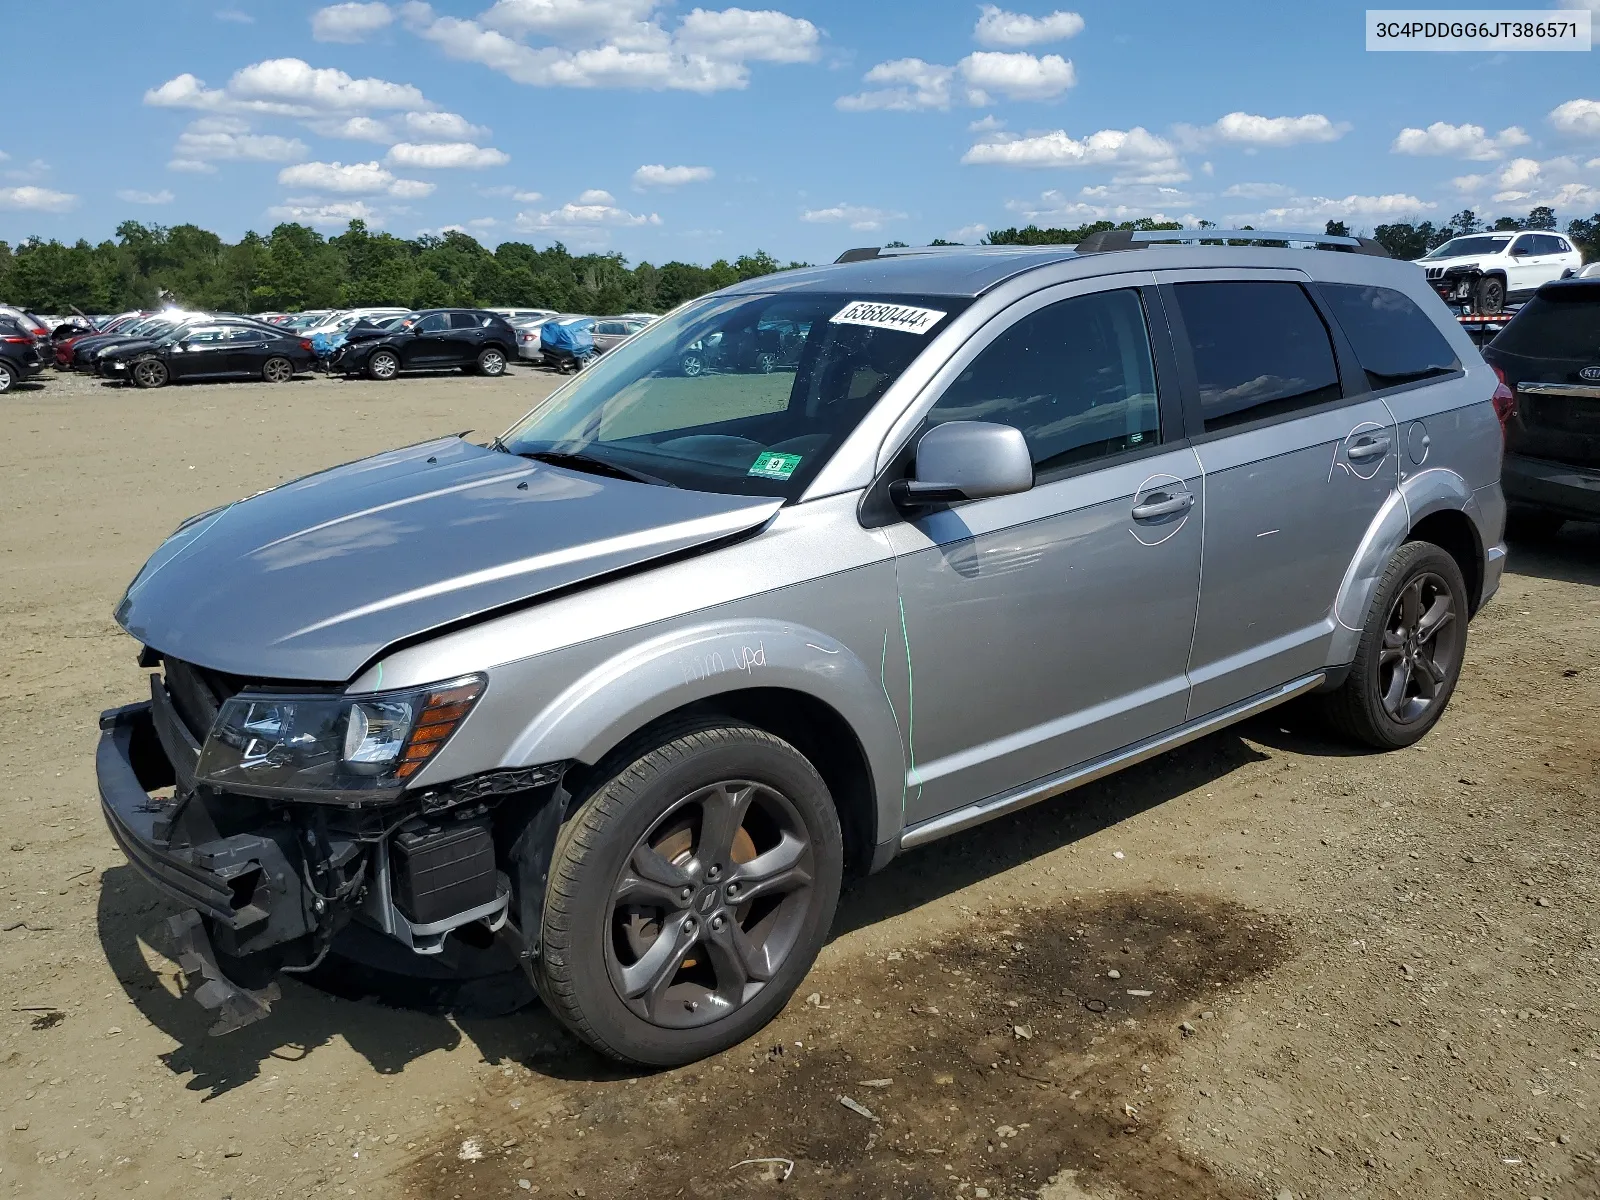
[1554,237,1574,254]
[1171,281,1342,433]
[184,326,227,344]
[1317,283,1460,392]
[226,327,264,342]
[923,288,1160,474]
[415,313,448,333]
[450,312,481,330]
[1510,235,1536,256]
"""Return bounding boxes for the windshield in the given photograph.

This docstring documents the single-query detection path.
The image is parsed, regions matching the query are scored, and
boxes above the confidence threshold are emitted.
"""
[1491,288,1600,360]
[501,291,965,498]
[1422,235,1512,259]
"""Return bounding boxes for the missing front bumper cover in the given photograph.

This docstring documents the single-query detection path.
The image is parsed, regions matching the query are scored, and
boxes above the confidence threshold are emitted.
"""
[167,910,281,1036]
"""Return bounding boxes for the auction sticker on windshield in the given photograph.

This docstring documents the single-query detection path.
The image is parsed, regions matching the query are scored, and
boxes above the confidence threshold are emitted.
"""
[830,301,948,334]
[748,452,803,480]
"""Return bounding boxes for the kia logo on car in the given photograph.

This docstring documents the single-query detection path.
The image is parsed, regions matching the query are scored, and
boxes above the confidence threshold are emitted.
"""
[1581,366,1600,382]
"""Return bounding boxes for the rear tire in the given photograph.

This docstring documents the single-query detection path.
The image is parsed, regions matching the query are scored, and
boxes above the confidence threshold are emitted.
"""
[131,359,169,390]
[476,347,507,377]
[1473,276,1505,315]
[0,362,12,394]
[262,356,293,383]
[367,350,399,381]
[680,351,705,377]
[535,722,843,1067]
[1320,541,1469,750]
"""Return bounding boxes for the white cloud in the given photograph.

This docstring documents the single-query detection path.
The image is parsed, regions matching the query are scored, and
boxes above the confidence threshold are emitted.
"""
[266,199,383,227]
[632,163,714,188]
[1549,98,1600,138]
[145,58,429,118]
[170,117,308,170]
[513,189,543,201]
[276,160,435,198]
[116,188,176,205]
[0,186,77,213]
[1176,112,1350,149]
[973,5,1084,47]
[514,200,663,232]
[839,50,1073,110]
[1227,193,1434,227]
[675,7,821,63]
[800,203,907,232]
[577,188,615,203]
[1391,121,1530,160]
[386,141,510,168]
[946,222,988,241]
[969,114,1003,132]
[401,110,489,141]
[1222,181,1295,199]
[960,51,1075,102]
[468,216,499,229]
[837,58,955,111]
[313,2,395,42]
[216,8,255,22]
[406,1,818,93]
[1003,188,1193,228]
[964,126,1187,183]
[1451,154,1599,207]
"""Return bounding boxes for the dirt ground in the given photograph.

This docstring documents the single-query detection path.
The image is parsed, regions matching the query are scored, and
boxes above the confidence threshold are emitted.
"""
[1,366,1597,1200]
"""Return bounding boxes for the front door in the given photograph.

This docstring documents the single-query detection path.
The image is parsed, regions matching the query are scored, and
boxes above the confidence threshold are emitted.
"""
[1159,273,1398,716]
[886,281,1204,825]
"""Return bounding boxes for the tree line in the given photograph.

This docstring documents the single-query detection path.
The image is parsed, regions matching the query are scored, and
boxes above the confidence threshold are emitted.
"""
[2,206,1595,317]
[0,219,804,316]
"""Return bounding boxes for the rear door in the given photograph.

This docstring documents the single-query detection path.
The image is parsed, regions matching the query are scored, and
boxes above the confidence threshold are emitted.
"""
[223,326,272,376]
[1160,272,1398,716]
[171,325,232,379]
[885,277,1204,824]
[446,311,486,363]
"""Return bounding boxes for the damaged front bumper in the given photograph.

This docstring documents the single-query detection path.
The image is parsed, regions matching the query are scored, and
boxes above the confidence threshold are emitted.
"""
[97,699,546,1034]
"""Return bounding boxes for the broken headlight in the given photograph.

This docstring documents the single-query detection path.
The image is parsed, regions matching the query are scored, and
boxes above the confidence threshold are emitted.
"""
[195,675,485,801]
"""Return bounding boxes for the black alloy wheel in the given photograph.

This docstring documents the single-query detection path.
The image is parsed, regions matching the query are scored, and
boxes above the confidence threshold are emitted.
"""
[262,356,294,383]
[1474,276,1505,315]
[1321,540,1468,749]
[477,347,507,376]
[0,362,12,394]
[367,350,399,381]
[536,723,842,1066]
[131,359,169,389]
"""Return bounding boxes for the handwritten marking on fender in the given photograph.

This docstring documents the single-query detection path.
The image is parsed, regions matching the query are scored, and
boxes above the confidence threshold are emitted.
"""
[681,641,767,684]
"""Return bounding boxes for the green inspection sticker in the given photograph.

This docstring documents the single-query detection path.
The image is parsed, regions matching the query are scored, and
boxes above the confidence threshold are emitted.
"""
[747,451,803,480]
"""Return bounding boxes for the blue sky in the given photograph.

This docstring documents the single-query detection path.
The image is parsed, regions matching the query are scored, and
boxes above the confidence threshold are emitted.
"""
[2,0,1597,262]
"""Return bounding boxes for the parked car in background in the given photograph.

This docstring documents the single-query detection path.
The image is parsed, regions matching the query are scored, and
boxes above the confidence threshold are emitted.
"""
[102,319,316,388]
[98,230,1506,1066]
[487,306,559,324]
[1481,275,1600,535]
[511,314,563,363]
[280,310,336,332]
[1416,230,1583,314]
[302,308,414,339]
[332,308,517,380]
[538,315,596,372]
[56,312,145,367]
[0,315,45,393]
[72,312,204,371]
[591,317,650,354]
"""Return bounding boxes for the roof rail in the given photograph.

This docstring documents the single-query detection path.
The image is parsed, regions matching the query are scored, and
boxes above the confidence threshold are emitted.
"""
[1075,228,1391,258]
[833,243,1080,264]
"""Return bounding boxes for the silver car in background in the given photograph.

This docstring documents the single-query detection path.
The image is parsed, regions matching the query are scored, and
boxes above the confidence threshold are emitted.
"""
[98,231,1505,1067]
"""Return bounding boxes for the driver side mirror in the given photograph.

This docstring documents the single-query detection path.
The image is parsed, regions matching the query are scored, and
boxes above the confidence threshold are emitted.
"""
[1509,245,1530,256]
[890,420,1034,510]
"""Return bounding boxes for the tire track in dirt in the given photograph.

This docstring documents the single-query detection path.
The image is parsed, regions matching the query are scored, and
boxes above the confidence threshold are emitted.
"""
[403,891,1292,1199]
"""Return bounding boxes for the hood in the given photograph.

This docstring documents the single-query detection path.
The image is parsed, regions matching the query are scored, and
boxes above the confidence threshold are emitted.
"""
[101,337,162,360]
[116,437,781,681]
[1417,255,1487,270]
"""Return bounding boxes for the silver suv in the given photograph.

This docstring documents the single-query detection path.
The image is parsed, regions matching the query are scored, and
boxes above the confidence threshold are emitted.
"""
[98,230,1506,1065]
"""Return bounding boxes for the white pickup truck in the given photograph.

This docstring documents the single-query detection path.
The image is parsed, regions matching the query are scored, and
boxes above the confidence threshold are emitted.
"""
[1414,230,1583,313]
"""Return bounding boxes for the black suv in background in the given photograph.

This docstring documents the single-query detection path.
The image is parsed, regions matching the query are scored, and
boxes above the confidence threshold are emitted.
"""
[332,308,517,380]
[1483,277,1600,534]
[0,316,45,393]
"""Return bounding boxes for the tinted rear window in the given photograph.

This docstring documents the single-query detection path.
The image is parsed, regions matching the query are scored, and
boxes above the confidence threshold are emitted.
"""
[1172,281,1342,432]
[1318,283,1460,391]
[1491,289,1600,361]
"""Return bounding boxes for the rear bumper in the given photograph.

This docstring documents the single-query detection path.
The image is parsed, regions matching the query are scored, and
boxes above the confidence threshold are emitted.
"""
[1503,453,1600,521]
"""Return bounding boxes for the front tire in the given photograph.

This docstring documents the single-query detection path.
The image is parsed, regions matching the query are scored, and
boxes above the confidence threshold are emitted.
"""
[1320,541,1469,749]
[1473,276,1505,315]
[131,359,169,389]
[476,347,507,377]
[536,723,843,1067]
[367,350,399,381]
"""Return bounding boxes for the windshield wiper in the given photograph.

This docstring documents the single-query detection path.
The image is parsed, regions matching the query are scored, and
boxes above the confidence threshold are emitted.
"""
[514,448,677,488]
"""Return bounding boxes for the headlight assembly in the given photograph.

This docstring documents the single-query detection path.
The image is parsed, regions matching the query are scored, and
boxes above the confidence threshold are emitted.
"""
[195,675,485,801]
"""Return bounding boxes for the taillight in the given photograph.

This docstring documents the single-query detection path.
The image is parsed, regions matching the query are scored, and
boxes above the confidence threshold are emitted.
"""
[2,335,29,345]
[1490,365,1516,440]
[300,339,313,351]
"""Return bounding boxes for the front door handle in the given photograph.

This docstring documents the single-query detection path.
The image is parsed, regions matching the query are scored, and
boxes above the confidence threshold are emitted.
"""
[1131,490,1195,520]
[1346,435,1392,461]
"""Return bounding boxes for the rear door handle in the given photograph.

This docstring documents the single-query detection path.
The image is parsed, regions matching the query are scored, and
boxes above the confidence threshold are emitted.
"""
[1346,435,1392,461]
[1131,490,1195,520]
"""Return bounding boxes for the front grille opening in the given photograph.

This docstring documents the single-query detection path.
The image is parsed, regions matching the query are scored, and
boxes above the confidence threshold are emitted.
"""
[162,658,246,744]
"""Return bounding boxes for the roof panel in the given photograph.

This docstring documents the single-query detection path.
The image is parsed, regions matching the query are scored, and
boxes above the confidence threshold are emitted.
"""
[719,247,1081,298]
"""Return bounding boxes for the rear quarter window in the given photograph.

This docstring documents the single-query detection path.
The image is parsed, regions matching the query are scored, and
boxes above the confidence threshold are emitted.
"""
[1318,283,1460,391]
